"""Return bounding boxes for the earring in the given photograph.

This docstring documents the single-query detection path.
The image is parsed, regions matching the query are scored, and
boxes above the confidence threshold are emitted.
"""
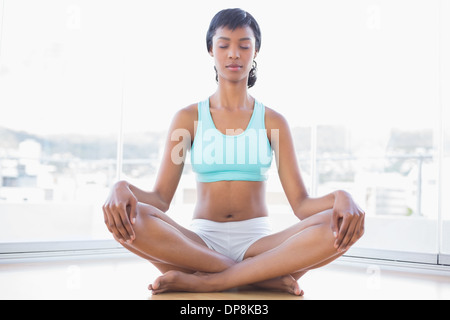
[214,66,218,83]
[249,60,257,77]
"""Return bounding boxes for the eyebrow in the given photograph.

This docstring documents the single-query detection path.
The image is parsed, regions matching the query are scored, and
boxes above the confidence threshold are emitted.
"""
[217,36,252,41]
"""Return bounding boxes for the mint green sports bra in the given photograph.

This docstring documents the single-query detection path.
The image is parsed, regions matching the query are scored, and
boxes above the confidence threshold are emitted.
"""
[190,98,273,183]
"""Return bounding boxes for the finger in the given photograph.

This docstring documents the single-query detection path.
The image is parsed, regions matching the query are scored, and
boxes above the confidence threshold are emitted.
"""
[351,212,365,244]
[111,231,122,243]
[330,209,340,239]
[104,205,120,238]
[121,204,136,242]
[339,216,359,252]
[111,206,130,242]
[108,214,124,243]
[102,205,112,233]
[345,212,365,251]
[334,213,351,249]
[129,196,138,226]
[360,211,366,236]
[104,204,128,243]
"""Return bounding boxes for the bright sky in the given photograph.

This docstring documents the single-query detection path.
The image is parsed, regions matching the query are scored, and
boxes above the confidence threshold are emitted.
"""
[0,0,444,137]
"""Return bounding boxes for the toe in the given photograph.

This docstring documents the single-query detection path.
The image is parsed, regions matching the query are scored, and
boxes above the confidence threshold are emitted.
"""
[293,282,304,296]
[153,277,162,290]
[149,277,161,292]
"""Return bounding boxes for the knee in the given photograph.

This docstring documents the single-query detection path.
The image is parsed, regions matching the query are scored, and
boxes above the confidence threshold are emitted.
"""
[136,202,161,220]
[314,209,334,230]
[116,203,165,252]
[133,203,163,233]
[316,220,337,243]
[313,210,339,251]
[315,208,365,252]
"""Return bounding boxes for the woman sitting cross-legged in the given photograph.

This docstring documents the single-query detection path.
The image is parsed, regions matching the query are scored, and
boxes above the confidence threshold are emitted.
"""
[102,8,365,296]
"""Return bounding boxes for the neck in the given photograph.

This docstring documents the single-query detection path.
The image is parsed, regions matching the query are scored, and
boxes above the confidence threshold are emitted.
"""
[211,79,252,111]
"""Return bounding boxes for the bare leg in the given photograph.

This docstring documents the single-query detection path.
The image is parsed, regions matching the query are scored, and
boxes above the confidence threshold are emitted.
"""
[248,274,304,296]
[151,211,340,294]
[121,203,303,294]
[121,203,235,273]
[245,210,346,288]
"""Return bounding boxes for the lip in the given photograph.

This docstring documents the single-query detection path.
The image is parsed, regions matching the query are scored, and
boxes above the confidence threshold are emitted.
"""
[226,64,243,71]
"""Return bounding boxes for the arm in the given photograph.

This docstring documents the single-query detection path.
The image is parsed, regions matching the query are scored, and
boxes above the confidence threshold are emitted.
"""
[128,183,170,213]
[102,105,197,243]
[266,108,331,220]
[266,108,365,251]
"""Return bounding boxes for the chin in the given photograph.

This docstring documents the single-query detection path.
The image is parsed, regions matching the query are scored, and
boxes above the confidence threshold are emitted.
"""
[220,73,249,84]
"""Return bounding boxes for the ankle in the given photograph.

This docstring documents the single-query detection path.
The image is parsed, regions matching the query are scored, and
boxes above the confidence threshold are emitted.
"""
[201,272,229,292]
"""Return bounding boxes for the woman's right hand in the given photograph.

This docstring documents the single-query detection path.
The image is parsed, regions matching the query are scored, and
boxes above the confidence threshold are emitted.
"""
[102,181,137,244]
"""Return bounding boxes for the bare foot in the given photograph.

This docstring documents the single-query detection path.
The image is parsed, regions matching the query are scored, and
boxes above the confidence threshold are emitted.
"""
[149,271,216,295]
[252,275,304,296]
[149,271,303,296]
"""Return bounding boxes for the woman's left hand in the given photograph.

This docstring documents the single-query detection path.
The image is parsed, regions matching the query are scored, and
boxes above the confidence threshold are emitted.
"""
[331,190,365,253]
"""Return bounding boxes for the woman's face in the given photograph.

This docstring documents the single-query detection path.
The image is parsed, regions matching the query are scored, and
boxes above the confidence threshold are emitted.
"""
[210,26,258,85]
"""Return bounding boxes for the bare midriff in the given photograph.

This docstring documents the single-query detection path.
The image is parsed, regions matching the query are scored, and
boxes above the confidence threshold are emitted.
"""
[193,180,269,222]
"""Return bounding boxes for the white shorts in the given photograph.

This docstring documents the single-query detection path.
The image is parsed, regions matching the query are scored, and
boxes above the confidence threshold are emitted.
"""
[190,217,272,262]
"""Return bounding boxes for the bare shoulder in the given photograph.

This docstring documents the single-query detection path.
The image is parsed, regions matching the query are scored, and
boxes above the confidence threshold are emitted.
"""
[174,103,198,123]
[264,106,290,131]
[170,103,198,134]
[264,106,292,147]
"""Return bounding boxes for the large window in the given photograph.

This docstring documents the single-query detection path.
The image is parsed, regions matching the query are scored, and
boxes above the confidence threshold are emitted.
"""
[0,0,122,249]
[0,0,449,265]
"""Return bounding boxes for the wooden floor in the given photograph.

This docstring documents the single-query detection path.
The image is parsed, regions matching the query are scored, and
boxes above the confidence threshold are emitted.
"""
[1,254,450,300]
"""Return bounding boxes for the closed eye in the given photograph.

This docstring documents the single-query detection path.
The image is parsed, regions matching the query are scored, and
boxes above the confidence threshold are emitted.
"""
[218,46,250,50]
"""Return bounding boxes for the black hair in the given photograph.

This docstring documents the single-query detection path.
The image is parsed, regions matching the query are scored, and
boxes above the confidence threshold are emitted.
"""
[206,8,262,88]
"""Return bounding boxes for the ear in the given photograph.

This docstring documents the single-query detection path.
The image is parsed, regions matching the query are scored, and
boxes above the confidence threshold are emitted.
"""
[254,50,259,59]
[209,49,214,57]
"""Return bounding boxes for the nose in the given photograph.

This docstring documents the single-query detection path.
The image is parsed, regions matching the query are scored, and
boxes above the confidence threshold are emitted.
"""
[227,45,240,59]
